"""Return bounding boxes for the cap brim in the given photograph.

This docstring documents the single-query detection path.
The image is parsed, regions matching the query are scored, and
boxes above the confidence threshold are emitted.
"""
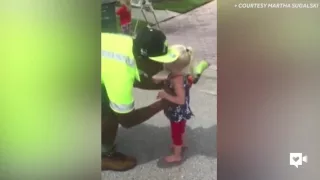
[149,47,179,63]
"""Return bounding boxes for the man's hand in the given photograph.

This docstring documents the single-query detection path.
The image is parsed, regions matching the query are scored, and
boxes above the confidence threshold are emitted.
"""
[151,99,172,109]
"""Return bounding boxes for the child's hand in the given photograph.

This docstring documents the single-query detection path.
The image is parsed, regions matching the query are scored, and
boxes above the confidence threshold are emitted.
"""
[157,91,167,99]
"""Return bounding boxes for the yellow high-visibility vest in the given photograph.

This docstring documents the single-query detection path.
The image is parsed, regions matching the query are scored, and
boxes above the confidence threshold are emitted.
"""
[101,33,140,114]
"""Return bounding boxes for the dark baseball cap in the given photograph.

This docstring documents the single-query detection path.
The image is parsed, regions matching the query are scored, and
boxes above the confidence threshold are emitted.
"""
[133,26,180,63]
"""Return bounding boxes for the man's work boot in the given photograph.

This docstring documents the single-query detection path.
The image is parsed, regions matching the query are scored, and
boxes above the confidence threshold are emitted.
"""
[102,150,137,171]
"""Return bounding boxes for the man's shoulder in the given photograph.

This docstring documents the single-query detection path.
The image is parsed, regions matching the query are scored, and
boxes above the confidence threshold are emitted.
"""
[101,33,133,55]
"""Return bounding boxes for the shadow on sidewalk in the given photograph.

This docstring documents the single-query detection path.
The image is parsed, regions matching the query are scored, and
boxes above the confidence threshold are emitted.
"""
[115,123,217,166]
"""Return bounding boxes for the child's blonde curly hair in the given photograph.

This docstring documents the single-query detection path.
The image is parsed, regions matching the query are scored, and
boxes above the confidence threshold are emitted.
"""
[164,44,196,75]
[119,0,131,11]
[153,44,197,80]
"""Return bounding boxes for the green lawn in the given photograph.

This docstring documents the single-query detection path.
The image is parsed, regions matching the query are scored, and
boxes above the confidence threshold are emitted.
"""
[152,0,213,13]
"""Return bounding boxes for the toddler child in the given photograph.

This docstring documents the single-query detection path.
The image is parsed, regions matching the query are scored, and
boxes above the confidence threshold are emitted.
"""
[153,44,209,163]
[116,0,132,35]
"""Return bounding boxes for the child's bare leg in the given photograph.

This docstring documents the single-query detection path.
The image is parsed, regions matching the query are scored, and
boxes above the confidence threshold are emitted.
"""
[165,120,184,162]
[170,143,185,149]
[165,145,182,162]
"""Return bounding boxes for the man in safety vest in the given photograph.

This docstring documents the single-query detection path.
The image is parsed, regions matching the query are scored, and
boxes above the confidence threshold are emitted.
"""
[101,26,180,171]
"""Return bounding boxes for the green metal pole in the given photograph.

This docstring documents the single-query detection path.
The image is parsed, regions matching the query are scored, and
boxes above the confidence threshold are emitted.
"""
[101,0,117,33]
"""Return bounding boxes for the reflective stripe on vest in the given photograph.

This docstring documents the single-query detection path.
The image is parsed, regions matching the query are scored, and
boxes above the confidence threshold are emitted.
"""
[102,50,135,68]
[110,101,134,113]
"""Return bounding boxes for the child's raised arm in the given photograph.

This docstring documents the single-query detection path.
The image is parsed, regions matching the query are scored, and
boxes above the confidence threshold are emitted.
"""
[157,75,185,105]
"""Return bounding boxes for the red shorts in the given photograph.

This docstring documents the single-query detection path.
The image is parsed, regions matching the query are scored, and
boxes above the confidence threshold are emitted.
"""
[170,120,186,146]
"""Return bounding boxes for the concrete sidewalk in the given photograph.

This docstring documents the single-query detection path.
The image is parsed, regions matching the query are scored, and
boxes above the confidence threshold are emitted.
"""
[102,1,217,179]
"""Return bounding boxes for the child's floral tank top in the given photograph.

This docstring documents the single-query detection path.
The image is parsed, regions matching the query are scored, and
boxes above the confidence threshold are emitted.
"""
[163,74,193,122]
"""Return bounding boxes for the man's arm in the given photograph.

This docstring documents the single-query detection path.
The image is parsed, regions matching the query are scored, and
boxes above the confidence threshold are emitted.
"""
[104,77,174,128]
[117,80,176,128]
[115,99,166,128]
[133,76,163,90]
